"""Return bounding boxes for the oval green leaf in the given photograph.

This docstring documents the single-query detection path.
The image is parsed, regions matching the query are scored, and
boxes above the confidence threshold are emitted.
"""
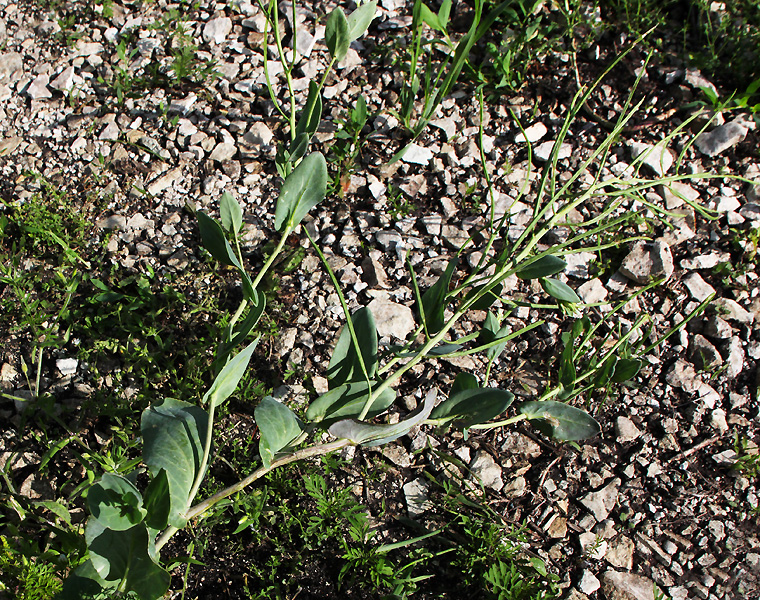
[220,191,243,234]
[255,396,302,468]
[329,388,437,447]
[326,307,378,387]
[325,7,349,61]
[516,255,567,280]
[346,1,377,41]
[305,381,395,424]
[540,277,581,303]
[420,257,457,336]
[611,358,642,383]
[274,152,328,233]
[143,469,171,531]
[518,400,600,441]
[428,387,514,428]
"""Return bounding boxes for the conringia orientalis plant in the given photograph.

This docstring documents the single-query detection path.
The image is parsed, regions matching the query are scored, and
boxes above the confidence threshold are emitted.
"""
[62,18,730,600]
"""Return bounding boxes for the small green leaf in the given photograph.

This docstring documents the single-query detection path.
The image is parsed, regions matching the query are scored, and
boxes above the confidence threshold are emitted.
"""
[519,401,601,441]
[420,3,441,31]
[197,211,239,267]
[450,372,478,395]
[328,388,437,447]
[220,191,243,234]
[141,398,208,528]
[143,469,171,531]
[479,311,510,361]
[420,257,457,336]
[346,0,377,41]
[274,152,328,233]
[611,358,642,383]
[213,292,265,372]
[88,474,146,531]
[466,282,503,311]
[593,355,617,388]
[428,387,514,428]
[203,339,258,409]
[540,277,581,303]
[255,396,302,468]
[295,81,323,140]
[516,255,567,280]
[305,381,395,424]
[325,7,350,61]
[326,307,378,387]
[287,132,310,163]
[352,94,368,129]
[438,0,451,28]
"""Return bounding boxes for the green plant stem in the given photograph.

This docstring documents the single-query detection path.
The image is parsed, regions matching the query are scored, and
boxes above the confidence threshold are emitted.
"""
[156,438,351,551]
[468,413,527,430]
[251,231,289,290]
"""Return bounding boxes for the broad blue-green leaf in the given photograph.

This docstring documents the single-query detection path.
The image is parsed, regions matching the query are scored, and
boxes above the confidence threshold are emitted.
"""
[88,473,146,531]
[516,255,567,280]
[593,355,617,387]
[141,398,208,528]
[274,152,328,233]
[220,191,243,234]
[213,294,265,373]
[611,358,642,383]
[540,277,581,303]
[325,7,350,61]
[295,81,323,139]
[557,319,585,399]
[420,257,457,336]
[346,0,377,41]
[287,132,310,163]
[305,381,395,424]
[143,469,171,531]
[86,521,170,600]
[328,388,436,447]
[202,340,258,409]
[255,396,302,468]
[326,307,378,387]
[61,559,118,599]
[518,401,600,441]
[428,387,514,428]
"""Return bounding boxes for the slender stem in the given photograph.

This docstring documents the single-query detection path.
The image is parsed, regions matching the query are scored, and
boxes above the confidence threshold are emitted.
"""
[469,413,527,430]
[156,439,351,551]
[251,231,289,290]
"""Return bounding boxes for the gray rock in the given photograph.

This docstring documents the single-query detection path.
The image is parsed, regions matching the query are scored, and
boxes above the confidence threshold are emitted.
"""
[606,536,635,570]
[688,334,722,370]
[629,141,674,176]
[723,336,745,378]
[403,477,432,517]
[601,570,657,600]
[366,297,415,340]
[564,252,595,278]
[0,136,23,157]
[209,142,237,162]
[695,119,748,157]
[577,278,608,304]
[534,141,572,161]
[515,122,547,143]
[615,416,641,443]
[712,297,754,325]
[203,16,233,44]
[658,181,699,209]
[620,240,674,284]
[680,251,730,270]
[26,73,52,100]
[469,451,504,492]
[578,570,601,595]
[0,52,23,82]
[99,121,120,141]
[440,224,469,250]
[374,230,403,252]
[55,358,78,376]
[581,478,621,522]
[96,215,127,230]
[703,314,733,339]
[242,121,274,147]
[168,93,197,115]
[665,359,700,393]
[50,66,76,93]
[739,202,760,223]
[402,143,434,165]
[681,272,715,301]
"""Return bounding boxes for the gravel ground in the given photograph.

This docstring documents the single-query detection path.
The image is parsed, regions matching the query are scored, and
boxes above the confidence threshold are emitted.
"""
[1,1,759,599]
